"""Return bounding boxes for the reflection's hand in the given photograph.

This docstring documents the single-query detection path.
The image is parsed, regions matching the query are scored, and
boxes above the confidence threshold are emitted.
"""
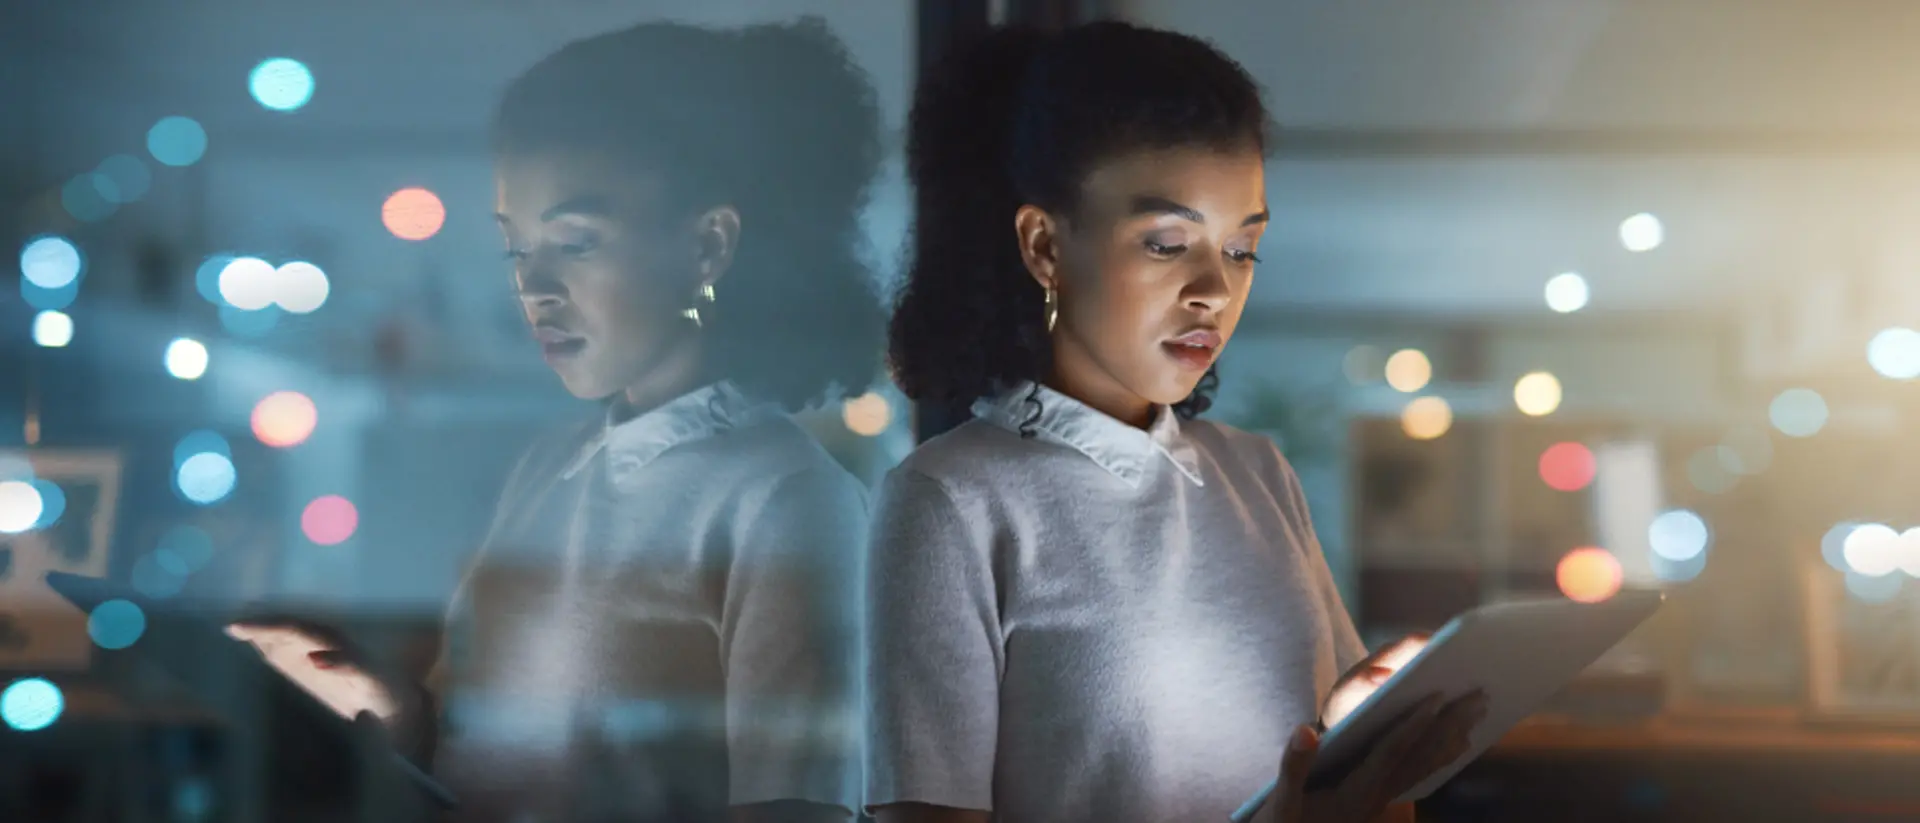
[226,622,399,723]
[1322,634,1429,729]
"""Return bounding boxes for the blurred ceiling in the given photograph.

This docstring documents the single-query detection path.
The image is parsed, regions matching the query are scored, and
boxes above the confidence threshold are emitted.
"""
[9,0,1920,324]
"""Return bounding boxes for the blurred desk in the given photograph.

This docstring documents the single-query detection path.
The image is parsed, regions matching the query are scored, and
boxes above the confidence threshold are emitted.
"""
[1426,711,1920,823]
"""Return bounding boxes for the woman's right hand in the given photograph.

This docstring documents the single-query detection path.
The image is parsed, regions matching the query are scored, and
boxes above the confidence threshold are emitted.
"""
[1267,691,1486,823]
[226,621,401,725]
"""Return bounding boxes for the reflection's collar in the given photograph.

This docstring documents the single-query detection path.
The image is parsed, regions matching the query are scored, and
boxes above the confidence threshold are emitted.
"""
[560,381,775,481]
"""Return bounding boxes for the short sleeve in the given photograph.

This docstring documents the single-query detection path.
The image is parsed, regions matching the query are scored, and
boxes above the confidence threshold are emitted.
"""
[1273,451,1368,675]
[720,463,870,812]
[863,468,1002,813]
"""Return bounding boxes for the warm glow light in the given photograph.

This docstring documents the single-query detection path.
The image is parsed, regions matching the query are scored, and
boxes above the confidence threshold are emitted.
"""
[1385,349,1432,393]
[0,481,45,534]
[1544,272,1589,313]
[252,391,318,448]
[1620,212,1663,252]
[1844,523,1901,577]
[842,393,892,436]
[301,495,359,546]
[383,187,446,241]
[1557,547,1623,604]
[1513,371,1563,416]
[1400,396,1452,440]
[1867,327,1920,381]
[1538,442,1596,491]
[165,338,209,380]
[32,311,73,348]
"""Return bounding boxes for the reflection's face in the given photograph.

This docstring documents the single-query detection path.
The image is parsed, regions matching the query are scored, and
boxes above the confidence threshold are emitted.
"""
[495,151,697,400]
[1035,146,1267,414]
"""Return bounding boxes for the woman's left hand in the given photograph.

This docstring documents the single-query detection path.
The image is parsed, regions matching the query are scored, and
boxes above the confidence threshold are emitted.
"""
[1322,633,1429,730]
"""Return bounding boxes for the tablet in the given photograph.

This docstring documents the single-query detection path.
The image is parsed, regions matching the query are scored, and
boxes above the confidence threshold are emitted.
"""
[44,571,457,810]
[1231,590,1662,821]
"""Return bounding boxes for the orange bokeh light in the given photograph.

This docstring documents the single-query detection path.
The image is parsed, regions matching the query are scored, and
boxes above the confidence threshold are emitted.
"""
[252,391,317,448]
[382,187,445,241]
[1539,441,1597,491]
[1557,547,1623,604]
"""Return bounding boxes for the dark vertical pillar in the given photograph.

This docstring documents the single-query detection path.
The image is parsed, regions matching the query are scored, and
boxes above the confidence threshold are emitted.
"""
[908,0,1106,443]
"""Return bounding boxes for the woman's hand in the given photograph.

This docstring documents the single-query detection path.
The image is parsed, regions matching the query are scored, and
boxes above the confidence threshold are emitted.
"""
[1323,634,1429,730]
[1266,691,1487,823]
[226,620,400,724]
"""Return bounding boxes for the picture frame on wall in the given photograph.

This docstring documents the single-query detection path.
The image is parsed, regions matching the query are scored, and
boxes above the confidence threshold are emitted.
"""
[0,449,122,671]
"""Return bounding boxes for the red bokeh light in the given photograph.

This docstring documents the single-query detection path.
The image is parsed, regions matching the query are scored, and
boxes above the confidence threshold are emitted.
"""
[301,495,358,546]
[1539,441,1596,492]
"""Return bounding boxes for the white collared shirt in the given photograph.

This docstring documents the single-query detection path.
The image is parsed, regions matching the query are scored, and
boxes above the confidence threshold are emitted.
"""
[432,382,866,820]
[864,382,1365,823]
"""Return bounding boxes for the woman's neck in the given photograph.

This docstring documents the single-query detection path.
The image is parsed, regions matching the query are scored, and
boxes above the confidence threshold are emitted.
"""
[1045,343,1154,430]
[615,337,710,422]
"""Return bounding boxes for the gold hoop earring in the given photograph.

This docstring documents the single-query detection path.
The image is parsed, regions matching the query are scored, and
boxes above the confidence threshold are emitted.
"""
[682,283,716,328]
[1043,285,1058,333]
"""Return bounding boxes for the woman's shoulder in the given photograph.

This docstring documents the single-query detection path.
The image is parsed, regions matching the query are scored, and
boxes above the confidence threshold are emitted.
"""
[1181,417,1305,487]
[884,417,1046,497]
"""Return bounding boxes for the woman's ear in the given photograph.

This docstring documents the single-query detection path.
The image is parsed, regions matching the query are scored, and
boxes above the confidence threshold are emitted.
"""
[693,204,742,289]
[1014,203,1060,293]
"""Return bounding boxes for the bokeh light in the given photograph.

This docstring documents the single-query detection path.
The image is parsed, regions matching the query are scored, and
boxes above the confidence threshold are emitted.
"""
[147,116,208,167]
[301,495,359,546]
[1400,396,1452,440]
[252,391,318,448]
[842,393,892,436]
[174,430,231,466]
[1843,523,1901,577]
[94,155,151,204]
[157,525,215,572]
[383,187,446,241]
[1867,327,1920,381]
[219,304,282,338]
[22,278,78,311]
[274,261,329,314]
[1513,371,1563,416]
[20,236,82,289]
[165,338,209,380]
[1687,447,1737,494]
[1770,388,1828,438]
[249,58,315,112]
[132,551,189,599]
[1538,442,1596,491]
[1620,212,1663,252]
[194,253,234,303]
[1822,522,1862,572]
[176,452,237,505]
[1557,547,1623,604]
[32,311,74,348]
[1343,345,1384,385]
[1899,528,1920,578]
[1719,426,1773,476]
[1544,272,1589,313]
[217,256,277,310]
[0,481,45,534]
[1,678,64,732]
[62,174,116,222]
[1652,550,1708,583]
[1649,509,1710,562]
[88,600,146,650]
[1385,349,1432,393]
[29,480,65,530]
[1846,570,1903,603]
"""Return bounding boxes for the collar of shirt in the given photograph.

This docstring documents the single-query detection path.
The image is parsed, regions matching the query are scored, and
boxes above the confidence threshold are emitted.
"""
[972,382,1204,489]
[560,381,778,485]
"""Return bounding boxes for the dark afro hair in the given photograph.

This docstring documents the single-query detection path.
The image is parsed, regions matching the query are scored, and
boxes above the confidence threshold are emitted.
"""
[493,18,885,411]
[888,21,1266,421]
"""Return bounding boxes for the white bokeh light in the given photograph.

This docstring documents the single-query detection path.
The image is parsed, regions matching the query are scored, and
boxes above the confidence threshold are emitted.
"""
[1844,523,1901,577]
[165,338,209,380]
[217,257,278,310]
[0,480,45,534]
[274,261,330,314]
[1649,509,1710,562]
[1544,272,1589,313]
[1620,212,1664,252]
[1770,388,1828,438]
[1899,528,1920,578]
[20,236,82,289]
[31,311,73,348]
[1867,327,1920,381]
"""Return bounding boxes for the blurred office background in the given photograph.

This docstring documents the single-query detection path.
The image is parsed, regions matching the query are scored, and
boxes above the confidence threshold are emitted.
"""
[7,1,1920,820]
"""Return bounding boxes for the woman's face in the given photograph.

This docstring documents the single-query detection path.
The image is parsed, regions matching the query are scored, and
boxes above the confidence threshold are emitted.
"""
[1018,146,1267,420]
[495,150,714,401]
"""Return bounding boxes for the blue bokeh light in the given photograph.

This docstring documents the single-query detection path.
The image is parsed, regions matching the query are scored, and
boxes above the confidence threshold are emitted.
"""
[174,430,232,467]
[88,600,147,650]
[1846,569,1904,603]
[1,678,64,732]
[195,253,235,304]
[95,155,152,204]
[249,58,315,112]
[157,525,215,571]
[61,175,116,222]
[28,480,65,530]
[218,303,282,338]
[147,116,208,167]
[22,278,79,311]
[20,236,83,290]
[132,551,188,599]
[176,452,236,505]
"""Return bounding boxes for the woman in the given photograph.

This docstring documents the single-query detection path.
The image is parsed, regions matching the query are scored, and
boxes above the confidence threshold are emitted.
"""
[233,19,881,823]
[866,22,1482,823]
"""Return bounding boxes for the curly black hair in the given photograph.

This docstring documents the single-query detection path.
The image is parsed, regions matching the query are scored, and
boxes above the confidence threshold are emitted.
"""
[889,22,1267,422]
[492,18,884,411]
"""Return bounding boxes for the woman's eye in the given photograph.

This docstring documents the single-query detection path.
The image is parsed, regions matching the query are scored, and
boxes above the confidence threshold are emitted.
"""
[1227,249,1262,264]
[501,248,529,262]
[559,238,598,257]
[1144,240,1188,258]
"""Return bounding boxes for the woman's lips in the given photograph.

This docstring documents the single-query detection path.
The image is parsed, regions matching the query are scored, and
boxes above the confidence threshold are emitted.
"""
[1163,329,1222,370]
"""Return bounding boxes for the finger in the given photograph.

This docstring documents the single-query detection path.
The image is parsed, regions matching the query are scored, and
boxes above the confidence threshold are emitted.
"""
[310,650,355,669]
[1360,665,1395,685]
[1354,693,1445,792]
[1387,692,1488,794]
[1275,724,1318,823]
